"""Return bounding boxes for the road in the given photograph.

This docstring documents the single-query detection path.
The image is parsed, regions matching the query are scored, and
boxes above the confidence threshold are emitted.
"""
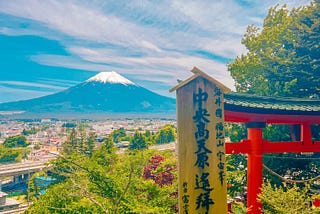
[0,161,50,177]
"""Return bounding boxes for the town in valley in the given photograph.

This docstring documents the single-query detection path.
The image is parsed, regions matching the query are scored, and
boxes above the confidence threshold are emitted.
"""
[0,117,177,213]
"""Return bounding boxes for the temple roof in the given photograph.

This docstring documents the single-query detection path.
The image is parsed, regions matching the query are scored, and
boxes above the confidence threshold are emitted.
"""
[225,92,320,115]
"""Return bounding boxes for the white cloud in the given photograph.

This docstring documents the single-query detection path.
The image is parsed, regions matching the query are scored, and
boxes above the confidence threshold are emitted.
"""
[0,27,36,36]
[37,78,80,87]
[0,0,160,50]
[172,1,246,34]
[0,0,248,56]
[0,81,66,90]
[30,54,114,71]
[0,86,51,103]
[34,46,235,89]
[0,0,312,100]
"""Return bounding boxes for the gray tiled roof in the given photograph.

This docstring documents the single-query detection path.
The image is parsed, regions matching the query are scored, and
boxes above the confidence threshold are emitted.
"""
[224,92,320,114]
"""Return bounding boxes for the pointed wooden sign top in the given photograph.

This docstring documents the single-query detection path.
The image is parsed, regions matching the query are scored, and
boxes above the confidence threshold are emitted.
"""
[173,66,230,213]
[169,66,231,94]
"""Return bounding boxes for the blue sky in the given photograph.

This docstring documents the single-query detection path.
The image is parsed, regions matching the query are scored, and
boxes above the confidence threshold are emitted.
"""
[0,0,312,103]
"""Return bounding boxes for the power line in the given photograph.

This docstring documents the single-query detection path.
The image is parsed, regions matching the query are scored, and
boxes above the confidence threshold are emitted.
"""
[263,155,320,161]
[263,164,320,184]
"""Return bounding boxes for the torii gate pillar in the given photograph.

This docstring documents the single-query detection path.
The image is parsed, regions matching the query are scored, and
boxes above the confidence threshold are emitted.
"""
[246,122,265,214]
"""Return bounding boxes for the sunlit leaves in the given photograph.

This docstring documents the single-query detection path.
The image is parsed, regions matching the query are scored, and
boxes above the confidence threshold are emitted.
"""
[229,3,320,98]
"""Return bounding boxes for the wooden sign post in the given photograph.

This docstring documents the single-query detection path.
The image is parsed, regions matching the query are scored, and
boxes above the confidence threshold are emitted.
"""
[170,67,231,214]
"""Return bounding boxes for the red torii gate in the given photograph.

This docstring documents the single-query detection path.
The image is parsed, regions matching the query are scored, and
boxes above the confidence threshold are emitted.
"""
[224,91,320,214]
[171,67,320,213]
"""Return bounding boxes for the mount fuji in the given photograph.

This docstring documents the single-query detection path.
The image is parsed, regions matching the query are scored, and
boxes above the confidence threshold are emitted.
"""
[0,72,176,118]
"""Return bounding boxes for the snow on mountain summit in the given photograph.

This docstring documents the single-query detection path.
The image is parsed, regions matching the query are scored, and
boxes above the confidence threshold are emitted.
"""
[86,71,135,85]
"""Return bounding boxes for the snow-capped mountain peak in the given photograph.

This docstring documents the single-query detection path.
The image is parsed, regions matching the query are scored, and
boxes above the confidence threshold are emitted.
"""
[86,71,135,85]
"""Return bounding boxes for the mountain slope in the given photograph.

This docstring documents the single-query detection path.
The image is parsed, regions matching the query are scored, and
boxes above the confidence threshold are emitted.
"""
[0,72,176,116]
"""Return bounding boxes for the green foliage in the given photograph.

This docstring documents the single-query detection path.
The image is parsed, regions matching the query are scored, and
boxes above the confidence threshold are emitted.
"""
[103,137,115,153]
[263,153,320,189]
[311,124,320,141]
[34,143,41,150]
[92,139,117,168]
[62,127,97,156]
[144,130,155,145]
[228,2,320,98]
[226,154,247,198]
[3,134,30,148]
[260,124,320,188]
[85,133,96,157]
[129,131,147,150]
[225,123,247,142]
[259,182,320,214]
[0,146,30,163]
[263,124,291,141]
[232,202,248,214]
[0,147,21,163]
[62,122,77,128]
[228,3,320,211]
[26,180,102,213]
[27,148,178,213]
[110,127,126,143]
[41,125,50,131]
[22,128,38,136]
[155,124,176,144]
[62,128,76,154]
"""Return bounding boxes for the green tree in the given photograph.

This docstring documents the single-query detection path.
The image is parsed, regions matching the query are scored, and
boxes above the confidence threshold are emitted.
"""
[144,130,155,145]
[103,136,115,154]
[41,125,50,131]
[0,147,21,163]
[34,143,41,150]
[226,154,247,199]
[0,146,30,163]
[225,123,247,142]
[259,182,320,214]
[228,2,320,98]
[92,137,117,167]
[62,128,78,155]
[63,127,98,157]
[227,1,320,211]
[111,127,127,143]
[22,128,38,136]
[85,133,96,157]
[155,124,176,144]
[129,131,147,150]
[78,126,86,153]
[3,134,29,148]
[27,150,178,213]
[62,122,77,128]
